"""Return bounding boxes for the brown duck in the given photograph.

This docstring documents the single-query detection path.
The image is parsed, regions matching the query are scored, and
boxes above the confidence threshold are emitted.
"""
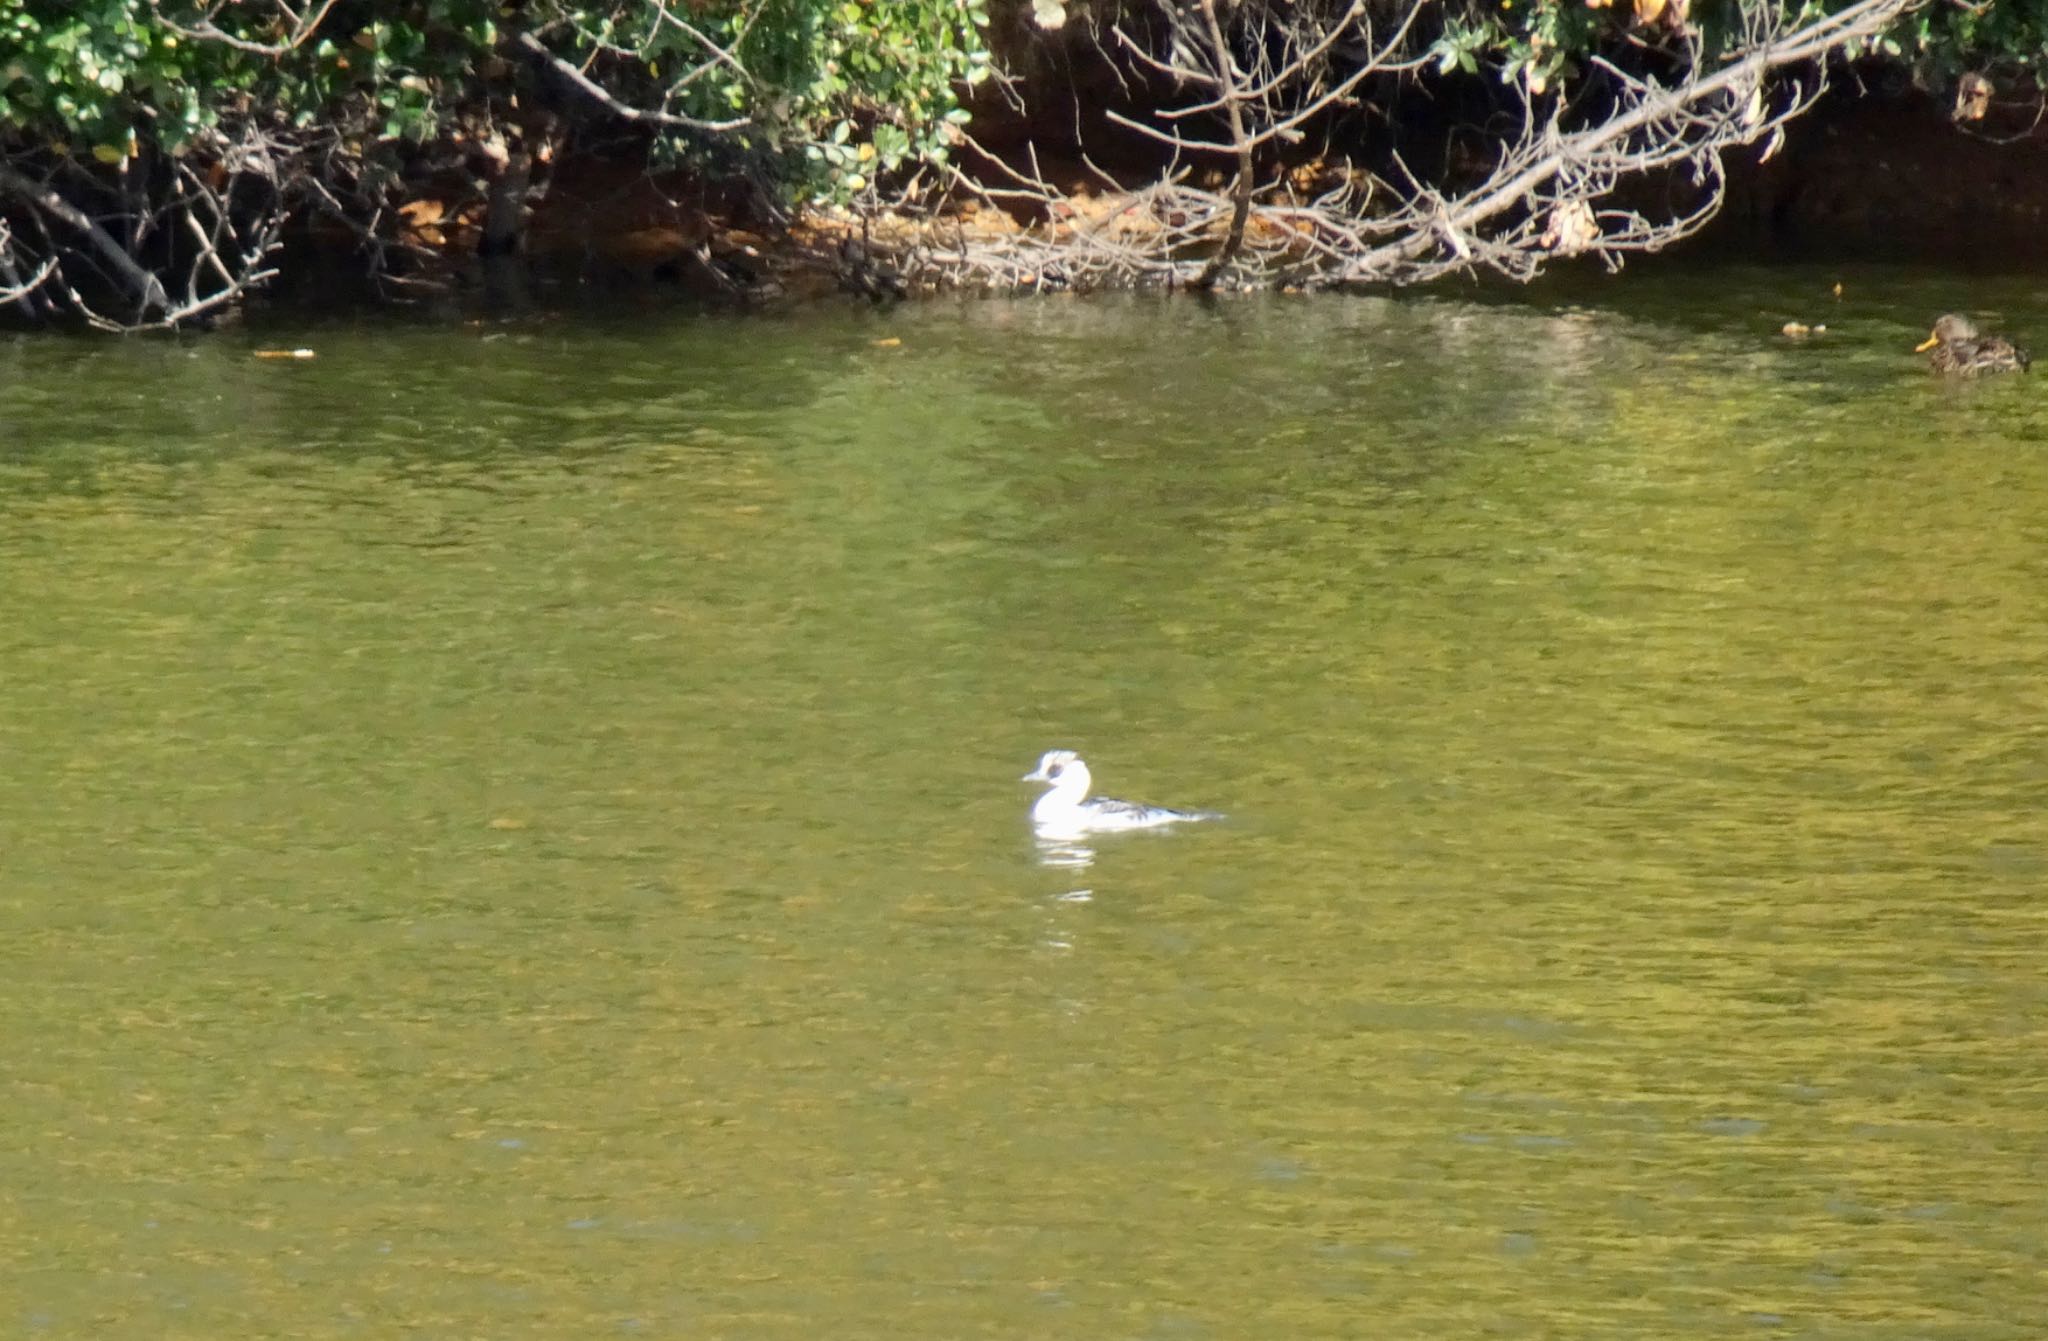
[1915,314,2030,376]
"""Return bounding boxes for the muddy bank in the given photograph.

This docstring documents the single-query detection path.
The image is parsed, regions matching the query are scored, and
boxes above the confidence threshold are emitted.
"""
[275,78,2048,312]
[1713,82,2048,264]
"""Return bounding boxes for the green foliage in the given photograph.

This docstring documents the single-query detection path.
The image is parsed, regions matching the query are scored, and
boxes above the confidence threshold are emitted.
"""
[1423,0,2048,95]
[0,0,208,157]
[0,1,987,202]
[1895,0,2048,84]
[590,0,991,197]
[0,0,503,156]
[0,0,2033,208]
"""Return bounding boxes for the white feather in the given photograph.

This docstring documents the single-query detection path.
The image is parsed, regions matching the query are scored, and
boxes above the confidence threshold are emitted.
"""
[1021,750,1221,838]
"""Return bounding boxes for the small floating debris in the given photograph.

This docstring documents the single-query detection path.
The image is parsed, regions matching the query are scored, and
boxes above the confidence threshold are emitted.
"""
[872,337,902,348]
[1781,321,1828,339]
[253,348,316,360]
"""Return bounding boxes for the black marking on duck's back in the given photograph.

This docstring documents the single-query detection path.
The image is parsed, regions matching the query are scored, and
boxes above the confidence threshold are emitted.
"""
[1024,748,1223,834]
[1085,797,1213,823]
[1931,337,2029,376]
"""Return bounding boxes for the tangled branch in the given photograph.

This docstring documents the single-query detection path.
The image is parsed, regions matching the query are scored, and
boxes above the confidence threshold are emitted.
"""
[146,0,343,57]
[0,123,286,331]
[512,30,752,134]
[900,0,1924,293]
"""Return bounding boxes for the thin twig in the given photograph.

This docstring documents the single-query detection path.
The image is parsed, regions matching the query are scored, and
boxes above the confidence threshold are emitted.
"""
[513,31,751,133]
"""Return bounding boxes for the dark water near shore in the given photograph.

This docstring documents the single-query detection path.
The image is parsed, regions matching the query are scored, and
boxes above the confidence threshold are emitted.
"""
[2,268,2044,1337]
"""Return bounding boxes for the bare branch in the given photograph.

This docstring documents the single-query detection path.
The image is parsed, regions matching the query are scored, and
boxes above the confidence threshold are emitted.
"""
[0,248,58,310]
[1372,0,1910,276]
[644,0,759,92]
[1191,0,1252,288]
[0,162,170,317]
[513,31,751,134]
[147,0,342,57]
[900,0,1921,295]
[1110,23,1222,89]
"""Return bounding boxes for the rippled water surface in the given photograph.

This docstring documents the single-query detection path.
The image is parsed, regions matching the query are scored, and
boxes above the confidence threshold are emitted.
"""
[3,269,2045,1337]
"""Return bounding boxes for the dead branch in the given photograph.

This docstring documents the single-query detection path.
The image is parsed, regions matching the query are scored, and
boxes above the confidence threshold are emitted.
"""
[0,223,58,313]
[0,114,290,331]
[0,162,171,317]
[513,30,751,134]
[1192,0,1252,288]
[147,0,343,57]
[900,0,1923,294]
[643,0,760,91]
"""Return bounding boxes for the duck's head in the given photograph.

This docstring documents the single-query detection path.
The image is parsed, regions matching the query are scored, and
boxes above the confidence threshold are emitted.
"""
[1917,314,1979,351]
[1022,749,1089,792]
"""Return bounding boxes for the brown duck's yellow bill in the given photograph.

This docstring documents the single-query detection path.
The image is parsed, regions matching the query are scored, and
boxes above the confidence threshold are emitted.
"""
[1914,334,1939,351]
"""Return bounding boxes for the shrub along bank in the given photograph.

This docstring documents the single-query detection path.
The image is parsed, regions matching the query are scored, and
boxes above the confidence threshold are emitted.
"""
[0,2,2036,327]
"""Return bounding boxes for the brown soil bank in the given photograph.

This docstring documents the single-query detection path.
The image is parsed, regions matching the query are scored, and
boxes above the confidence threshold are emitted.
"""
[1711,84,2048,263]
[332,80,2048,310]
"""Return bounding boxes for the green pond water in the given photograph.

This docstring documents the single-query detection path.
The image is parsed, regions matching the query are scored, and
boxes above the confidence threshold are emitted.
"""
[2,268,2045,1338]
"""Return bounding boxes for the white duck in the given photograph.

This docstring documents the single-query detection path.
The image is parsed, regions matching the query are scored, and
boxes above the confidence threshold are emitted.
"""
[1021,750,1221,838]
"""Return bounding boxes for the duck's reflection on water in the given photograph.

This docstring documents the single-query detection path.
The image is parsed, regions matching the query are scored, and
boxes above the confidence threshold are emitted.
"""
[1033,837,1095,927]
[1034,836,1096,870]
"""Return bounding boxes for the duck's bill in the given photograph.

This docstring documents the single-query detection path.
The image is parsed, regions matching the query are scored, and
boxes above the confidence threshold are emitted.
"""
[1021,767,1049,782]
[1914,334,1940,352]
